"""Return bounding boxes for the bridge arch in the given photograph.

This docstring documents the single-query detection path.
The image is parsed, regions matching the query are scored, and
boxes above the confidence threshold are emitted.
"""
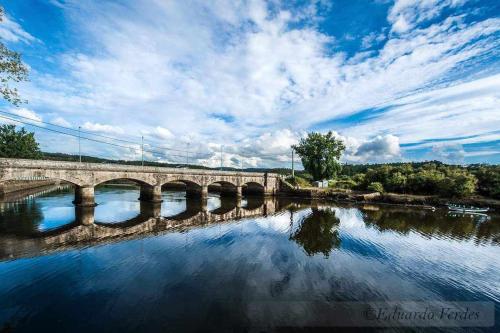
[242,181,265,195]
[207,180,238,197]
[159,175,203,188]
[160,179,204,200]
[93,175,156,187]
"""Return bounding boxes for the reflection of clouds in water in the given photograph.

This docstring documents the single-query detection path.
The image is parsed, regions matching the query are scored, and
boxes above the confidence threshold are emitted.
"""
[251,209,309,234]
[335,206,500,303]
[95,200,141,223]
[39,206,75,231]
[333,207,366,229]
[207,194,221,211]
[160,191,186,216]
[1,199,500,329]
[94,187,142,222]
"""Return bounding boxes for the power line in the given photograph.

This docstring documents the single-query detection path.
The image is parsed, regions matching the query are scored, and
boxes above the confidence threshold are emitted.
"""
[0,110,295,167]
[0,109,192,153]
[0,114,200,161]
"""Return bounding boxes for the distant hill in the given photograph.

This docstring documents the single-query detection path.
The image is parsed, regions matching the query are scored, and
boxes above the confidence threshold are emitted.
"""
[41,152,291,174]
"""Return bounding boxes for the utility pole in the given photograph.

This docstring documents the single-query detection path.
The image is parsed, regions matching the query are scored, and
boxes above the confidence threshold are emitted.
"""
[141,136,144,167]
[220,145,223,170]
[186,142,190,165]
[291,148,295,178]
[78,126,81,163]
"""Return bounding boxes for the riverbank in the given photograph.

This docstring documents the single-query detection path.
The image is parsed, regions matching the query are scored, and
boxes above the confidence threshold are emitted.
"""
[279,187,500,210]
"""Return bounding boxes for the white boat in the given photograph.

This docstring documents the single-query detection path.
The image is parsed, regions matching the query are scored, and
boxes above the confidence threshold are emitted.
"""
[447,204,489,213]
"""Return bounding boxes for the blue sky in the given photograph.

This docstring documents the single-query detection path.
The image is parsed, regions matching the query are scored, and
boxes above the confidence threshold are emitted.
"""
[0,0,499,167]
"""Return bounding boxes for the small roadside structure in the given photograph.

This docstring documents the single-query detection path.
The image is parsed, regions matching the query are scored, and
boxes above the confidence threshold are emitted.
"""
[313,180,329,188]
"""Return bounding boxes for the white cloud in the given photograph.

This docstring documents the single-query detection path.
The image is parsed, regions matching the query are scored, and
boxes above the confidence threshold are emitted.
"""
[387,0,466,34]
[356,134,401,158]
[51,116,72,127]
[0,107,43,127]
[152,126,174,140]
[0,14,37,43]
[328,134,402,163]
[361,31,386,49]
[341,74,500,146]
[431,143,465,163]
[81,122,124,135]
[4,0,497,164]
[10,107,43,122]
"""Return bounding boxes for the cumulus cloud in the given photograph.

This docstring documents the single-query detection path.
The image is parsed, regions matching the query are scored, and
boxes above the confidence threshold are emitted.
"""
[10,107,43,122]
[51,116,72,127]
[152,126,174,140]
[431,143,465,164]
[355,134,401,160]
[4,0,498,165]
[239,129,300,158]
[1,108,44,127]
[81,122,124,135]
[195,129,301,168]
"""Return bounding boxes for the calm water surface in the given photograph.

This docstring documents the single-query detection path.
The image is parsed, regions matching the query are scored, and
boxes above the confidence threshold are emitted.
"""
[0,185,499,332]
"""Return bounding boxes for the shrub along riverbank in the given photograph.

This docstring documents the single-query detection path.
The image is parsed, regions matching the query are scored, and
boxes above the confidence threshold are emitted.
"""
[284,161,500,209]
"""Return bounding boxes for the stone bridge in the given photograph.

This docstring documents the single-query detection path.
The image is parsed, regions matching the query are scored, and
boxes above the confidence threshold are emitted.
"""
[0,158,282,206]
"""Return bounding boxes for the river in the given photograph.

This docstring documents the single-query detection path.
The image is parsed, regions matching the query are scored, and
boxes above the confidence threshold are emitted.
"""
[0,185,499,332]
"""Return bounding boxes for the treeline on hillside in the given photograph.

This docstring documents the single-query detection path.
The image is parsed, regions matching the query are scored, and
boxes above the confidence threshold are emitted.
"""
[292,161,499,199]
[335,162,499,199]
[41,152,285,173]
[41,152,213,170]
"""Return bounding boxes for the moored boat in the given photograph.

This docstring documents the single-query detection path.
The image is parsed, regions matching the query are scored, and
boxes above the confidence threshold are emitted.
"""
[447,204,489,213]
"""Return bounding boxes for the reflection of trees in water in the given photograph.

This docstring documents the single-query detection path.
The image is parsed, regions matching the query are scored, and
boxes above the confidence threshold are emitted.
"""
[0,200,43,235]
[362,209,500,245]
[290,208,341,257]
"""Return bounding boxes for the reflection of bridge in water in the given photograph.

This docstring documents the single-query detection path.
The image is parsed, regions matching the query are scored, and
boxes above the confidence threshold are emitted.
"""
[0,195,287,261]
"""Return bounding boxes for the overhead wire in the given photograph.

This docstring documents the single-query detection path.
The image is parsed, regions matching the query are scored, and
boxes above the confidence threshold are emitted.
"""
[0,114,197,161]
[0,110,294,168]
[0,109,191,153]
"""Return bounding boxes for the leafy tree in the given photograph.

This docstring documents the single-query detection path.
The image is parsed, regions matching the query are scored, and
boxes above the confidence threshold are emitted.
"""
[386,171,407,192]
[367,182,384,193]
[0,6,29,105]
[438,169,477,198]
[292,131,345,181]
[471,166,500,199]
[335,160,497,198]
[407,168,444,194]
[0,124,42,159]
[330,178,357,189]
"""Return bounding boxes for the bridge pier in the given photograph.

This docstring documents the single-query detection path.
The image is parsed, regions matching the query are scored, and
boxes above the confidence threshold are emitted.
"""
[186,184,208,199]
[186,196,208,213]
[75,205,95,225]
[73,186,97,207]
[139,201,162,218]
[139,185,163,203]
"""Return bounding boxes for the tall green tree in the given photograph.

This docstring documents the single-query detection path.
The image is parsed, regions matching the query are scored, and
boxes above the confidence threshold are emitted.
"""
[0,6,29,105]
[292,131,345,181]
[0,124,42,158]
